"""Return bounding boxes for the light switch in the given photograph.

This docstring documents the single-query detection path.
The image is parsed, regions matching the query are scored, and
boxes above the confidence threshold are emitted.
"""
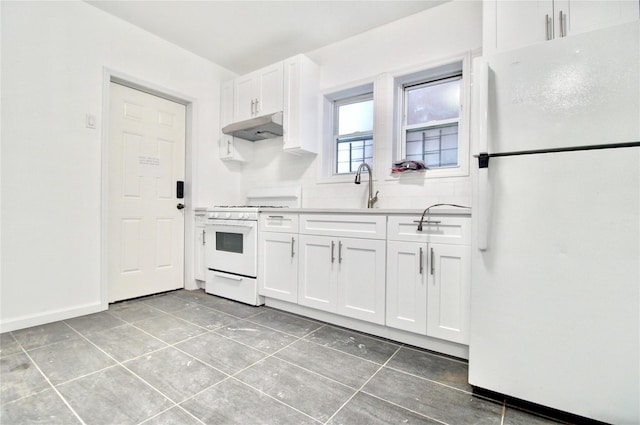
[85,114,97,129]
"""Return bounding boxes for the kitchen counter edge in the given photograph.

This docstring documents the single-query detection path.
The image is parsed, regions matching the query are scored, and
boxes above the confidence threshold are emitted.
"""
[258,207,471,216]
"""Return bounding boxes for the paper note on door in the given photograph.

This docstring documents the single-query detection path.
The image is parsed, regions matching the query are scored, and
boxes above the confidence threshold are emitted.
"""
[137,155,164,178]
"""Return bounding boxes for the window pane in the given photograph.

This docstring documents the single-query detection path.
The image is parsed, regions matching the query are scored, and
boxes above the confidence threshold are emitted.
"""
[406,123,459,168]
[335,137,373,174]
[338,99,373,135]
[406,78,460,125]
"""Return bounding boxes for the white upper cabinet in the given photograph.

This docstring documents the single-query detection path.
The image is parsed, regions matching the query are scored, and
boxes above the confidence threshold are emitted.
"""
[483,0,639,55]
[283,54,320,155]
[234,62,284,121]
[219,80,252,162]
[559,0,639,37]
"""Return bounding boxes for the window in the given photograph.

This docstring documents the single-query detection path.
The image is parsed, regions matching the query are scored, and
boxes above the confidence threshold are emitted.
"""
[402,75,461,169]
[334,94,373,174]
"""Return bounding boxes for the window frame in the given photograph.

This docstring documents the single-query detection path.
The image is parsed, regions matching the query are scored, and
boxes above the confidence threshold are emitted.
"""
[319,81,375,183]
[391,55,471,180]
[333,93,374,175]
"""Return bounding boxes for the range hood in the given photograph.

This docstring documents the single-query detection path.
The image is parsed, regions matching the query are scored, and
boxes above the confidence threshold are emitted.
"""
[222,112,283,142]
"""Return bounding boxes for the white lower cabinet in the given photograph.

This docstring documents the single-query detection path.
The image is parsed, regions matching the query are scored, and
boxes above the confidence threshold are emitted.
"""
[194,213,207,282]
[258,231,298,303]
[386,241,428,334]
[386,214,471,345]
[298,235,337,312]
[298,234,386,325]
[426,243,471,345]
[258,211,471,350]
[336,238,386,324]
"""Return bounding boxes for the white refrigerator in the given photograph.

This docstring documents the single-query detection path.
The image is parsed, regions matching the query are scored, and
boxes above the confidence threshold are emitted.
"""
[469,21,639,425]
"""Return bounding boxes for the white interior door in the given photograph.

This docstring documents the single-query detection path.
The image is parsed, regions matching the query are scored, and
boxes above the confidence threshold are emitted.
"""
[108,82,186,302]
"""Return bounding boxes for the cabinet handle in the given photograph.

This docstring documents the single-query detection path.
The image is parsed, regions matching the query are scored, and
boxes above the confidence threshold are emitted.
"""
[338,241,343,264]
[331,241,335,263]
[251,99,255,115]
[559,10,566,37]
[255,98,260,114]
[227,139,231,155]
[430,248,435,275]
[545,14,552,40]
[268,215,284,219]
[413,220,441,225]
[419,247,424,275]
[291,237,295,258]
[202,229,206,246]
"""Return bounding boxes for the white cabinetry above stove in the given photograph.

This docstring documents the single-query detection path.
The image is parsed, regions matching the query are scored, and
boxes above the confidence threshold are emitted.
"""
[218,54,319,160]
[234,62,283,122]
[219,80,253,163]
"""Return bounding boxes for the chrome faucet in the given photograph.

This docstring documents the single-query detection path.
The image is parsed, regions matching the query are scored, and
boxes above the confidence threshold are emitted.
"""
[354,162,378,208]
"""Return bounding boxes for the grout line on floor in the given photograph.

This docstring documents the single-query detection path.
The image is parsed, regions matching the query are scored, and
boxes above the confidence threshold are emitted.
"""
[11,338,87,425]
[382,363,474,396]
[322,344,404,425]
[229,376,325,425]
[357,391,450,425]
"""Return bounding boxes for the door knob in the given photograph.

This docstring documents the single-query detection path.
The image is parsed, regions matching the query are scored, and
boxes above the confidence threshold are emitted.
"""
[177,203,185,210]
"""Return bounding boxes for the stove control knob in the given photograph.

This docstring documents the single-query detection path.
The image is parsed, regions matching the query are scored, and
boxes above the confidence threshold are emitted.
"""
[239,213,247,219]
[213,212,220,218]
[225,212,232,218]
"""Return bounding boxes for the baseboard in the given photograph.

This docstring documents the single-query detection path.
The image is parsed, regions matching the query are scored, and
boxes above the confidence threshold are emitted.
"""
[0,301,105,333]
[265,298,469,360]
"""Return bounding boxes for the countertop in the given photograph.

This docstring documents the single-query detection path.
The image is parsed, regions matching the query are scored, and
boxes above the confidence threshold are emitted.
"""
[258,206,471,216]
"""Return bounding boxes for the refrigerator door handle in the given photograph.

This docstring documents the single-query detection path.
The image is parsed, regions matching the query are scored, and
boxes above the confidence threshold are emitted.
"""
[477,61,490,251]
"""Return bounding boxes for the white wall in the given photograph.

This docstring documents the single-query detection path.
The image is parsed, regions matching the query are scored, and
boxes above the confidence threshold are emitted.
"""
[239,0,482,209]
[0,0,237,331]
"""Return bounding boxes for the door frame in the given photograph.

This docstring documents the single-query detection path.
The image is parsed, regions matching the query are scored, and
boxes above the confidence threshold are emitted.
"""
[100,68,197,310]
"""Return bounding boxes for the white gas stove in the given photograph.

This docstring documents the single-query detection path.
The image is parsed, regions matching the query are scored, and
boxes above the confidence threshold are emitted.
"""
[206,206,287,221]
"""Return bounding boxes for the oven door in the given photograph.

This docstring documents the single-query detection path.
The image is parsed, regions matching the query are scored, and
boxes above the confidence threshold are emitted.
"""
[206,219,257,277]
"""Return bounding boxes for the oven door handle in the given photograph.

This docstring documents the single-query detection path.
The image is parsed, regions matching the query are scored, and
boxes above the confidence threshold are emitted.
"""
[213,272,243,281]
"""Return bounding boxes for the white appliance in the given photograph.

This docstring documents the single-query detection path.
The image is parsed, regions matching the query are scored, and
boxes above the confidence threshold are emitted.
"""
[205,187,301,306]
[469,21,639,425]
[205,207,263,306]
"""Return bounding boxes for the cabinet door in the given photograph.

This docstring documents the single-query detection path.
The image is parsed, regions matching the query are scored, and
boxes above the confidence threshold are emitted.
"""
[336,238,386,324]
[485,0,554,55]
[298,235,337,312]
[258,232,298,303]
[256,62,283,116]
[234,73,256,121]
[219,80,235,160]
[194,220,206,281]
[386,241,427,334]
[220,80,252,162]
[427,244,471,344]
[558,0,639,38]
[283,55,319,154]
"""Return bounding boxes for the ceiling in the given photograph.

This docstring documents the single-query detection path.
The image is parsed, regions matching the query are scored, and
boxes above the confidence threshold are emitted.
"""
[86,1,449,75]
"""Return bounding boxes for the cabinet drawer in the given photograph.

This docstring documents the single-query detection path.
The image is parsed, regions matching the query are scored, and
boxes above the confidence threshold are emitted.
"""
[259,213,299,233]
[387,215,470,245]
[300,214,386,240]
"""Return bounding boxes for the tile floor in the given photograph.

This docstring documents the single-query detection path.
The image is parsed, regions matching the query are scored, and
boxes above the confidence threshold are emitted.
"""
[1,289,568,425]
